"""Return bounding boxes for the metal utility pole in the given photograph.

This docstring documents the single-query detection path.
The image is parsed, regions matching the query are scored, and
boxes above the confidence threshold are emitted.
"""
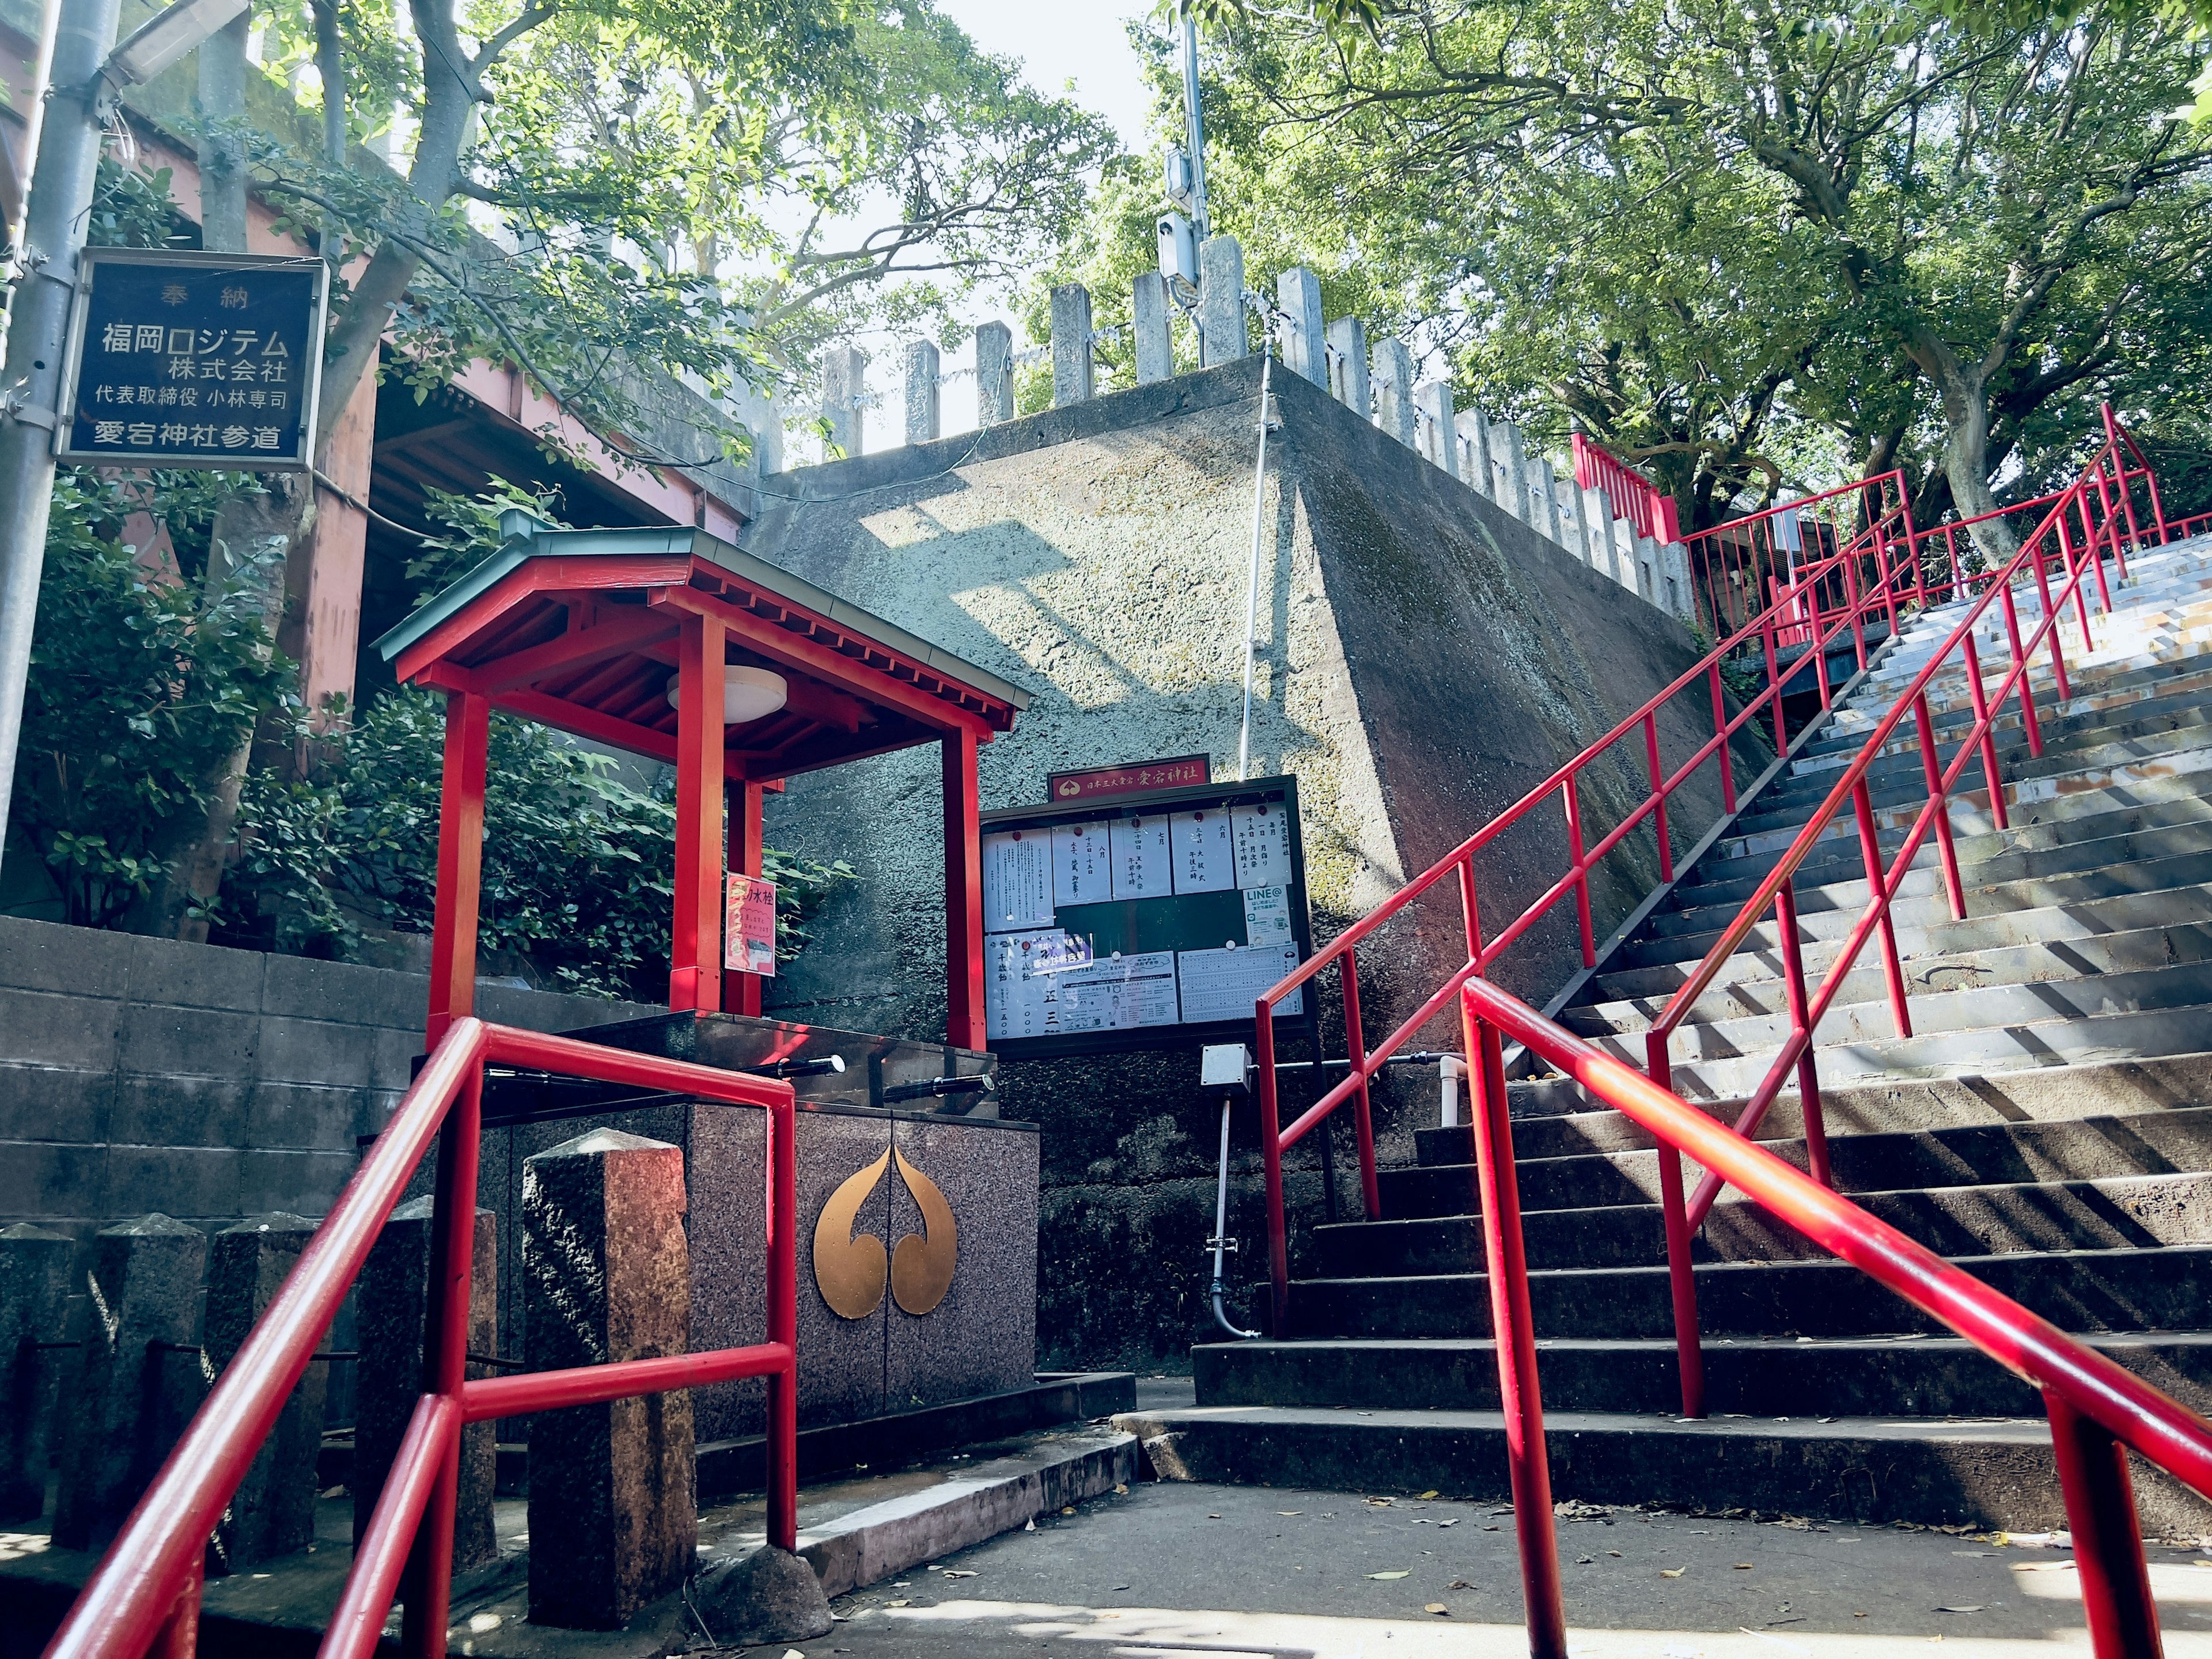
[1178,1,1210,244]
[0,0,123,885]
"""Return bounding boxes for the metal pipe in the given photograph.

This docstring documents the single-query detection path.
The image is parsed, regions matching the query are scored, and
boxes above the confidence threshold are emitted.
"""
[1178,1,1210,244]
[1210,1097,1258,1339]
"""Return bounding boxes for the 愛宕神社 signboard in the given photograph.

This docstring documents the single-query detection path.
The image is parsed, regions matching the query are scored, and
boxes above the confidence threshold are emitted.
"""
[56,248,329,471]
[978,773,1318,1061]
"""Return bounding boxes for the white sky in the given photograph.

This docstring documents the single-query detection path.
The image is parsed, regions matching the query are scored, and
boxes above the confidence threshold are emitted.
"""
[835,0,1165,458]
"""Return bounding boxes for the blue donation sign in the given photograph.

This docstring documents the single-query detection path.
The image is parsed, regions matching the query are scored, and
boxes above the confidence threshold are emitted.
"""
[58,249,329,471]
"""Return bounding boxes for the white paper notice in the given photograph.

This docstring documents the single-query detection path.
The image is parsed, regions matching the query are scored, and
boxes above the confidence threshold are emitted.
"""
[1241,884,1296,952]
[1109,813,1174,899]
[1052,821,1113,907]
[984,930,1045,1041]
[1230,801,1293,889]
[983,831,1054,933]
[1169,808,1235,894]
[1058,950,1180,1031]
[1175,942,1304,1023]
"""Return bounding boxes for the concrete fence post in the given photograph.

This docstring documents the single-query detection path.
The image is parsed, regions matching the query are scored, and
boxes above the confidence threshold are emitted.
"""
[821,346,868,459]
[1415,381,1457,479]
[1525,456,1564,545]
[1456,410,1492,501]
[974,322,1015,427]
[355,1196,498,1570]
[1609,512,1641,594]
[1277,267,1326,387]
[0,1223,71,1521]
[1198,234,1249,366]
[904,340,941,445]
[525,1129,694,1630]
[206,1214,326,1569]
[1635,532,1660,603]
[1662,541,1696,623]
[1132,272,1174,385]
[1051,283,1095,406]
[54,1215,209,1551]
[1582,484,1622,582]
[1372,340,1416,446]
[1325,316,1368,415]
[1488,421,1531,522]
[1556,473,1594,569]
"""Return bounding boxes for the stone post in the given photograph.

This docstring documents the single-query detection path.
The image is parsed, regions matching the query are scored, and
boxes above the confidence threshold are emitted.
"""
[1325,316,1368,415]
[1198,234,1248,366]
[1051,283,1094,406]
[1131,272,1174,385]
[1414,381,1457,479]
[1372,340,1416,446]
[0,1224,71,1521]
[1488,421,1531,521]
[1456,410,1491,501]
[1582,484,1621,582]
[1609,512,1642,594]
[1525,457,1563,544]
[207,1214,326,1569]
[524,1129,694,1631]
[54,1215,209,1551]
[821,346,868,460]
[355,1196,498,1571]
[1276,267,1325,387]
[1662,541,1696,623]
[974,322,1015,427]
[1634,532,1660,602]
[1555,473,1594,568]
[904,341,941,445]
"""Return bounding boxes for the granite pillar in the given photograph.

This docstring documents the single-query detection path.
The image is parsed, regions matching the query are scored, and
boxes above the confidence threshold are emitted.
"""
[524,1129,694,1631]
[1371,339,1416,447]
[1555,472,1594,569]
[1525,456,1563,544]
[974,322,1015,426]
[1635,532,1660,601]
[903,341,941,444]
[1582,484,1622,581]
[1661,541,1695,622]
[354,1196,498,1571]
[1414,380,1457,479]
[1325,316,1368,416]
[207,1214,325,1569]
[1455,410,1491,499]
[1050,284,1094,407]
[1131,272,1174,385]
[821,346,868,459]
[0,1224,71,1521]
[1275,267,1325,387]
[1197,234,1248,366]
[1488,421,1531,521]
[54,1215,209,1551]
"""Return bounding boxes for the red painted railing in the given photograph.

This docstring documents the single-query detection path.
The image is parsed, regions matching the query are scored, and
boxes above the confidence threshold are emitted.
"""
[1683,472,1917,645]
[1572,431,1680,545]
[41,1018,798,1659]
[1251,406,2183,1656]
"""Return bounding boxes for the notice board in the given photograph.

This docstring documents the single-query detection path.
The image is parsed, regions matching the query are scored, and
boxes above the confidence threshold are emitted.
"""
[978,774,1317,1060]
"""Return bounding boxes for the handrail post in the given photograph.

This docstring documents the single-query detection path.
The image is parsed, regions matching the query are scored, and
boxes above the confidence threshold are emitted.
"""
[1254,1005,1290,1336]
[1771,881,1829,1190]
[1340,959,1382,1220]
[1643,1032,1706,1419]
[1461,991,1568,1659]
[1912,691,1966,920]
[2082,475,2118,613]
[2064,498,2103,641]
[1843,540,1868,672]
[767,1090,797,1552]
[1999,582,2044,759]
[1562,777,1596,968]
[2046,1389,2162,1659]
[1851,778,1912,1040]
[2029,538,2075,702]
[2101,403,2154,557]
[1708,663,1736,815]
[1945,527,1962,604]
[151,1556,202,1659]
[1642,714,1673,884]
[1959,635,2009,833]
[1762,610,1786,755]
[400,1059,483,1659]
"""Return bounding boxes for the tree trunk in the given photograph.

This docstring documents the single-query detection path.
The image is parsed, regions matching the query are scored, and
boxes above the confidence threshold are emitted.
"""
[1934,360,2017,566]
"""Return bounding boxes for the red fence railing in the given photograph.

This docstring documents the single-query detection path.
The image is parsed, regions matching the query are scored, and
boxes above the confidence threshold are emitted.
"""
[41,1018,798,1659]
[1572,431,1680,545]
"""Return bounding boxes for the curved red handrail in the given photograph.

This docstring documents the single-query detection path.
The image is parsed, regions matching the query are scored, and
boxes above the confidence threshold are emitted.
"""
[42,1019,798,1659]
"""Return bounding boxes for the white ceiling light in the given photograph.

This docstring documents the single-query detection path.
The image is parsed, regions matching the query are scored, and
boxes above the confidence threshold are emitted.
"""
[665,664,789,725]
[103,0,252,88]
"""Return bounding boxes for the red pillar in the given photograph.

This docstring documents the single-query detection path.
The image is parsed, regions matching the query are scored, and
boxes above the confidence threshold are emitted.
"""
[942,728,986,1050]
[426,688,490,1048]
[727,779,766,1017]
[669,612,727,1013]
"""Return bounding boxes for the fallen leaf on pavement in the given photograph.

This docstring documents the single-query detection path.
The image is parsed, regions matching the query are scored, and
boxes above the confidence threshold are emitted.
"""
[1420,1490,1441,1499]
[1661,1568,1687,1578]
[1734,1563,1753,1570]
[941,1570,977,1579]
[1936,1606,1984,1613]
[1438,1518,1460,1527]
[1425,1603,1450,1615]
[1369,1570,1411,1580]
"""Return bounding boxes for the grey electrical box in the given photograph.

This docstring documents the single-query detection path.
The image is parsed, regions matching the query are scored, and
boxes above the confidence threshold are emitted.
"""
[1164,147,1194,204]
[1157,212,1198,286]
[1200,1043,1252,1097]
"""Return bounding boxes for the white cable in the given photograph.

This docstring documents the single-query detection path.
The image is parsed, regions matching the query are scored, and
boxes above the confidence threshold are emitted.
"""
[1237,350,1275,782]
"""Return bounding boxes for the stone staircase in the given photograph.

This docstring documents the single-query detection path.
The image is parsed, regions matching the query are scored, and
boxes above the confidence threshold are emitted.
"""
[1121,532,2212,1532]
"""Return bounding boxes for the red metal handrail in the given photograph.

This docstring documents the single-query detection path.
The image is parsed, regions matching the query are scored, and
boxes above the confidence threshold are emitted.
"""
[1456,974,2210,1659]
[41,1018,799,1659]
[1572,431,1680,544]
[1640,407,2164,1419]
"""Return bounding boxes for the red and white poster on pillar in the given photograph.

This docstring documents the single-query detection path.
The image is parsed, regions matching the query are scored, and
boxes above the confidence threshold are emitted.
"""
[724,874,778,976]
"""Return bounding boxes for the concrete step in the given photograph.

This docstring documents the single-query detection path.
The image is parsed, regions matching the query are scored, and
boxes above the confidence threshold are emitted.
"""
[1191,1331,2212,1419]
[1285,1245,2212,1342]
[1319,1169,2212,1275]
[1118,1404,2212,1532]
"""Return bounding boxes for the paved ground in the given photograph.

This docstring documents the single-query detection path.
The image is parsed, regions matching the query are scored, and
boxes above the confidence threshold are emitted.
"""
[766,1379,2212,1659]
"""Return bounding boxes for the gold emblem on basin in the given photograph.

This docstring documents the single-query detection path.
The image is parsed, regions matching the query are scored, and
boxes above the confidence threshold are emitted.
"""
[813,1149,958,1319]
